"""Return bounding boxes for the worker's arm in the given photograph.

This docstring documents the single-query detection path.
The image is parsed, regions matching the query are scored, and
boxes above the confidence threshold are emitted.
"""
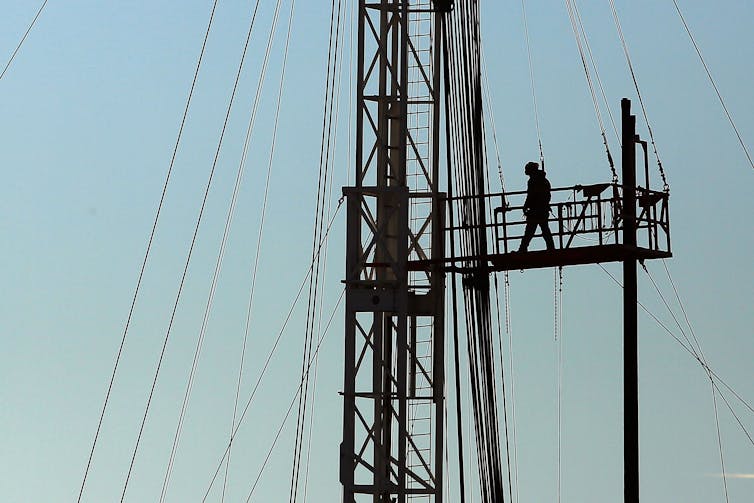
[522,179,533,214]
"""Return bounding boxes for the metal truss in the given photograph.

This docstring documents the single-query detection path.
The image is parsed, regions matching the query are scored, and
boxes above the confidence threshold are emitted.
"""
[341,1,444,502]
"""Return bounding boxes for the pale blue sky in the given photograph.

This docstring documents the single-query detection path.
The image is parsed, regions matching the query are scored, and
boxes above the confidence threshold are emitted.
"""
[0,1,752,502]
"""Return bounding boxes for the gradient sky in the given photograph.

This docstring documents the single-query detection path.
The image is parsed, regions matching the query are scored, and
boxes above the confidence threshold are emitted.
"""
[1,1,752,502]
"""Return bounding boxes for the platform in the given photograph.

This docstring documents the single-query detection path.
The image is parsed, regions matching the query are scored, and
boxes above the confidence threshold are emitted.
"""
[407,245,671,273]
[405,182,671,274]
[487,244,671,272]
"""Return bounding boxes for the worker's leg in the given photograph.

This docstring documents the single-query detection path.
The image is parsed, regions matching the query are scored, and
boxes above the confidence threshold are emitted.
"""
[540,220,555,250]
[519,219,537,252]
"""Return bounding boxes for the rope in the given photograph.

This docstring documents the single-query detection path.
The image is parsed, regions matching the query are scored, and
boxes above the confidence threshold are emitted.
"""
[671,0,753,170]
[608,0,669,190]
[0,0,49,81]
[76,2,221,500]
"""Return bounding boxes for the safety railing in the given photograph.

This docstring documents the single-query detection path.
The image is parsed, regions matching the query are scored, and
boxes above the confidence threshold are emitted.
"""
[442,183,670,257]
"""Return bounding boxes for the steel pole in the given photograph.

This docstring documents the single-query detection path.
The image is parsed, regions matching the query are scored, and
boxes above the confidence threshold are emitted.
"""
[622,97,639,503]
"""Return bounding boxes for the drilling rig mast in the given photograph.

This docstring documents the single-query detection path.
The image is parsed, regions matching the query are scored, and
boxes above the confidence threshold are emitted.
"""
[340,1,447,502]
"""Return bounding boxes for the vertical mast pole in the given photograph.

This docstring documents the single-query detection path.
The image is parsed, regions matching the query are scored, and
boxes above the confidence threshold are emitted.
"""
[622,97,639,503]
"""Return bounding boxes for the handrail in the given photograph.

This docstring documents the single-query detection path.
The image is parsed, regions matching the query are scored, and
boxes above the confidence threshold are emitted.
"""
[437,182,670,256]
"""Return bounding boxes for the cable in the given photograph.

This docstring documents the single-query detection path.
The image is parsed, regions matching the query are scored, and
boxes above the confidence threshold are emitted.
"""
[711,378,754,447]
[289,0,343,500]
[157,0,281,498]
[564,0,617,181]
[118,0,286,497]
[570,0,619,143]
[608,0,669,190]
[504,272,521,503]
[243,289,345,503]
[485,116,515,503]
[660,260,703,356]
[712,388,731,503]
[76,2,221,500]
[345,0,355,188]
[520,0,544,165]
[199,198,344,502]
[602,262,735,503]
[303,2,347,498]
[600,262,754,423]
[300,344,321,503]
[491,251,515,503]
[441,14,467,502]
[219,0,300,500]
[553,266,563,503]
[481,33,519,498]
[446,2,505,500]
[598,238,754,503]
[598,263,704,365]
[659,259,754,429]
[670,0,753,170]
[0,0,49,82]
[644,263,754,413]
[641,263,700,361]
[480,42,506,194]
[642,262,754,460]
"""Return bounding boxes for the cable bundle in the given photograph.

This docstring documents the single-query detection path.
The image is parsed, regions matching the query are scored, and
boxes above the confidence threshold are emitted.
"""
[443,1,505,502]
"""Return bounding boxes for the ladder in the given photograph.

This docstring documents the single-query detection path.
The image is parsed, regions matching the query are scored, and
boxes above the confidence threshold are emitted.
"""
[407,2,437,502]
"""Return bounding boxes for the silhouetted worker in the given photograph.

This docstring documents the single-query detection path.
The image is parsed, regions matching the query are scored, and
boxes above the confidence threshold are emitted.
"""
[518,161,555,252]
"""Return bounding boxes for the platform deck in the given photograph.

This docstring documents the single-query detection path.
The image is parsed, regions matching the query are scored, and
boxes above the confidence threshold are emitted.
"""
[487,244,671,271]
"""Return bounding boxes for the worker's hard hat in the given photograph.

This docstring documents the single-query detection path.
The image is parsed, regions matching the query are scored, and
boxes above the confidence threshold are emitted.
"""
[524,161,539,174]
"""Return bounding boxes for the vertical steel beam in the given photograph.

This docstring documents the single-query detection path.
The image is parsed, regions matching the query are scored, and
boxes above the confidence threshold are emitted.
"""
[430,15,444,501]
[622,98,639,503]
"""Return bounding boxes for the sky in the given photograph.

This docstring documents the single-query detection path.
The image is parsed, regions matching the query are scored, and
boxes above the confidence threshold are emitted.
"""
[0,1,752,502]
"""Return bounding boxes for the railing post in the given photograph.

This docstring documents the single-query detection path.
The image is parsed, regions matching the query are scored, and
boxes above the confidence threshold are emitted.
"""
[502,202,509,254]
[597,194,604,245]
[665,195,671,254]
